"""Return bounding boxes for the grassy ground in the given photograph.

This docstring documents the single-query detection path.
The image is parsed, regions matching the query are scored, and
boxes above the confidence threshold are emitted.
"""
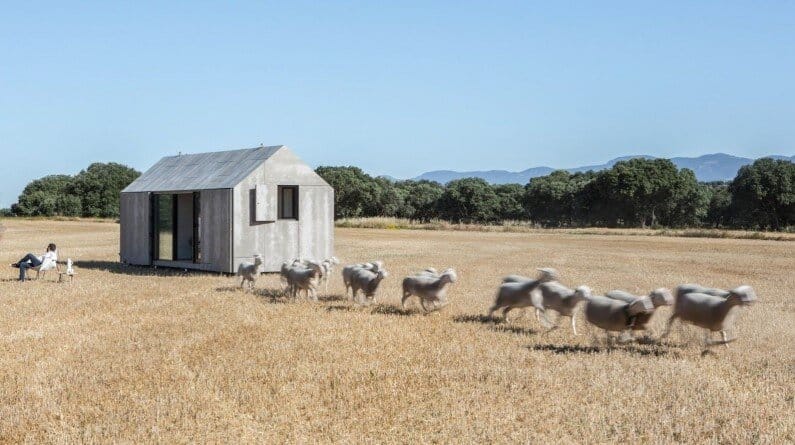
[0,219,793,443]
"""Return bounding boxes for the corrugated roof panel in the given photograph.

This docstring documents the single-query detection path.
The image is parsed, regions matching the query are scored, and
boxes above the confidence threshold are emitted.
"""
[122,146,284,192]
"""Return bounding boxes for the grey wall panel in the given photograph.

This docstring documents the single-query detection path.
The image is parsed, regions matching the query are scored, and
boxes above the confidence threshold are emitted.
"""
[120,192,151,265]
[232,148,334,272]
[199,189,232,273]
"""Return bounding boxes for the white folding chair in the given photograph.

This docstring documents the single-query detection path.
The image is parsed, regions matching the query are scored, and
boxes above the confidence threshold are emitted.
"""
[34,256,59,280]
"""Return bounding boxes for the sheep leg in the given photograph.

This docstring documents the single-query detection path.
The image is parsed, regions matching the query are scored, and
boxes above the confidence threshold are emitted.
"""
[570,315,578,336]
[721,330,730,348]
[487,305,500,320]
[660,314,678,339]
[240,277,245,289]
[401,291,412,309]
[502,306,513,322]
[537,309,555,329]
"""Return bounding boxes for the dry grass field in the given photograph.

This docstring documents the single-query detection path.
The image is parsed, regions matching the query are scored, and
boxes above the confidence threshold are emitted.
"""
[1,219,793,443]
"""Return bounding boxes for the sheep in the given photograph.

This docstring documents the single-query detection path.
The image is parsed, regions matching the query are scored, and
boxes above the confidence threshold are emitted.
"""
[675,283,730,299]
[604,288,674,336]
[501,267,558,284]
[237,254,263,291]
[401,268,458,312]
[320,256,340,292]
[535,280,591,335]
[661,285,756,349]
[350,268,389,305]
[341,261,383,297]
[415,267,439,277]
[488,269,558,323]
[583,289,655,342]
[286,261,324,301]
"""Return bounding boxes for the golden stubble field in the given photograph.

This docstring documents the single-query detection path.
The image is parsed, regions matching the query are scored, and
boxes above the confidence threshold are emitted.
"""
[0,219,793,443]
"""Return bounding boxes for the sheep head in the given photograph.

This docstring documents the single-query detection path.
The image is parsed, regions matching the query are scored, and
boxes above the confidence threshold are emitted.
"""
[573,285,591,301]
[728,285,756,306]
[536,267,558,282]
[649,288,674,307]
[440,268,458,284]
[253,255,263,267]
[628,296,655,316]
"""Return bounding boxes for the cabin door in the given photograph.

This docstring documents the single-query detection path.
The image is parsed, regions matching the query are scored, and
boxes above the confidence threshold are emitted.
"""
[152,192,201,263]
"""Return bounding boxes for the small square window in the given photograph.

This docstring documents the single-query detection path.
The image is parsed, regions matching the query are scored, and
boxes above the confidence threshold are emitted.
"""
[278,186,298,219]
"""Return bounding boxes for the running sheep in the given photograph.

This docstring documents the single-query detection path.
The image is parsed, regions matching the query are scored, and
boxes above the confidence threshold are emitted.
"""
[604,288,674,336]
[661,284,756,349]
[350,268,389,305]
[402,268,458,312]
[488,268,558,322]
[286,261,324,301]
[238,254,263,291]
[342,261,384,297]
[583,288,655,342]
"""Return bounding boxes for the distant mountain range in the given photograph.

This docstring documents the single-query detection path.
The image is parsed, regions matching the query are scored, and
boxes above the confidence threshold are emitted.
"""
[412,153,795,184]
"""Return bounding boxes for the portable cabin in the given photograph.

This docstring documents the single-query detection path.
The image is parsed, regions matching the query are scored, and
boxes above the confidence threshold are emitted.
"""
[120,145,334,273]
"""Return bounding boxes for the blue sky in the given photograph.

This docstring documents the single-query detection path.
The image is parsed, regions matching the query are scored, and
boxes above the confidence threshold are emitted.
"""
[1,1,794,207]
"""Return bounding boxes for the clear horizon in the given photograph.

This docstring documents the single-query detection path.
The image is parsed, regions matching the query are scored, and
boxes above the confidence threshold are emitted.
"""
[2,1,794,207]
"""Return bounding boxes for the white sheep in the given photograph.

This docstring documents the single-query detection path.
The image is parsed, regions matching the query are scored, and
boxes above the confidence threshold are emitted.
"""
[604,288,674,336]
[401,268,458,312]
[488,269,558,323]
[238,254,263,291]
[320,256,340,292]
[286,261,324,301]
[350,268,389,305]
[583,288,655,342]
[661,285,756,349]
[501,267,559,284]
[535,280,591,335]
[341,261,383,297]
[674,283,730,299]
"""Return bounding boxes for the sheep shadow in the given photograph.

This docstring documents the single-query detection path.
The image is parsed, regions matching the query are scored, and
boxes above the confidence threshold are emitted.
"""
[452,314,495,325]
[326,304,356,313]
[370,304,414,317]
[318,294,346,303]
[527,343,672,357]
[253,287,290,304]
[453,314,539,337]
[491,324,538,337]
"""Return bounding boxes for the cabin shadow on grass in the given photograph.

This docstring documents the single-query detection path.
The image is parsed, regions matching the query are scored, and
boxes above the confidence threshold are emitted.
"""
[76,260,215,277]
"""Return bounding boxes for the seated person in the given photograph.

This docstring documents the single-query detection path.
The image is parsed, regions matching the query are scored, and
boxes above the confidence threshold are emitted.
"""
[11,243,58,282]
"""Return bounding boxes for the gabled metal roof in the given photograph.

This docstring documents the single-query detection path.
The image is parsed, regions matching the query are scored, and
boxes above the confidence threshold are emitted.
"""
[122,145,284,193]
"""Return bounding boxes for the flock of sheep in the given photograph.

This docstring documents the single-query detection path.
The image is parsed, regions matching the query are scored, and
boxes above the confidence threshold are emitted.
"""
[239,256,757,351]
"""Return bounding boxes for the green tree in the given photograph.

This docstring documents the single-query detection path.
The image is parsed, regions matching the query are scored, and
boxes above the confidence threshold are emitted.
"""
[437,178,500,223]
[14,175,78,216]
[703,182,732,228]
[729,158,795,230]
[394,180,445,221]
[67,163,140,218]
[315,166,380,219]
[493,183,527,221]
[524,170,594,227]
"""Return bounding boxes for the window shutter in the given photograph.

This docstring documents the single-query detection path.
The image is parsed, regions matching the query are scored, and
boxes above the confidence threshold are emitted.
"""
[255,184,276,221]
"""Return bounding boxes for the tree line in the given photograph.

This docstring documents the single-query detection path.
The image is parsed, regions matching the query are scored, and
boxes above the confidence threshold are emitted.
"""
[3,157,792,231]
[2,163,141,218]
[317,158,795,230]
